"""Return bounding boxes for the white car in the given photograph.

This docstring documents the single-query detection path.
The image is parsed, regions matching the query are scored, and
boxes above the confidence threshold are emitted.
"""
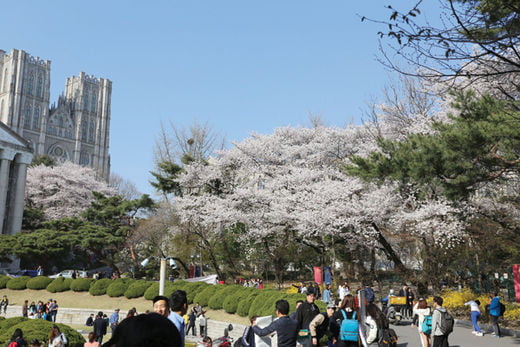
[49,270,88,279]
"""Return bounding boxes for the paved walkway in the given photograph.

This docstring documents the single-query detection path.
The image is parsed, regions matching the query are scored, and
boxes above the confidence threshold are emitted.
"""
[392,321,520,346]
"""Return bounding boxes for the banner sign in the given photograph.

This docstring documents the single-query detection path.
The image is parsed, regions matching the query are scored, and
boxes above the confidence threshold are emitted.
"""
[313,266,323,284]
[513,264,520,303]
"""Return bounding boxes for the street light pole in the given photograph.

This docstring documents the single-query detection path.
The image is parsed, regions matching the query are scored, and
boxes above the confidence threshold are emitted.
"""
[159,258,167,296]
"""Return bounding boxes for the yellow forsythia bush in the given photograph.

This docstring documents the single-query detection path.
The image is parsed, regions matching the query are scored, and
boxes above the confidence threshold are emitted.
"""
[504,303,520,321]
[285,284,300,294]
[441,288,488,310]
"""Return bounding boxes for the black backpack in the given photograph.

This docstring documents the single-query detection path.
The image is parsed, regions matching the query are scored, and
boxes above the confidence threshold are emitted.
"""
[499,302,506,316]
[379,328,398,347]
[437,310,454,335]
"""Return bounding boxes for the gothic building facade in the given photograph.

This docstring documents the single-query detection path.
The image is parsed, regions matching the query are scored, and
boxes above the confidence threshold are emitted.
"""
[0,48,111,180]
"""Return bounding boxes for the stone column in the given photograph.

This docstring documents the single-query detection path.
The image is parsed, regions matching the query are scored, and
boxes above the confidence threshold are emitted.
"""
[0,158,11,234]
[8,162,27,235]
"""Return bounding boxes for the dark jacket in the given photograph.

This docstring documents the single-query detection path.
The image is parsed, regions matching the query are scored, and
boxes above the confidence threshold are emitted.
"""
[295,301,319,330]
[94,317,107,336]
[252,316,298,347]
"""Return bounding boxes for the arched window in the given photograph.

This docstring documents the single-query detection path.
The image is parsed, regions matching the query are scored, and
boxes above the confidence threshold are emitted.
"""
[27,73,34,95]
[47,119,57,136]
[81,120,88,141]
[79,152,90,165]
[83,87,89,110]
[2,68,7,92]
[32,106,40,129]
[90,91,97,113]
[23,103,32,128]
[88,120,95,142]
[36,73,43,97]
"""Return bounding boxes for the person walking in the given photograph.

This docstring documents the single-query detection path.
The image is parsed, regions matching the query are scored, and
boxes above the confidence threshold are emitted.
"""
[431,296,450,347]
[1,295,8,314]
[186,309,197,336]
[365,303,388,346]
[252,299,298,347]
[488,293,502,338]
[412,297,432,347]
[464,299,483,336]
[93,311,107,344]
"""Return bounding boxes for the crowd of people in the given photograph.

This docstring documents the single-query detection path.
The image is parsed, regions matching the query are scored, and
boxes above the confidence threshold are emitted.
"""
[235,278,264,289]
[2,281,507,347]
[6,325,67,347]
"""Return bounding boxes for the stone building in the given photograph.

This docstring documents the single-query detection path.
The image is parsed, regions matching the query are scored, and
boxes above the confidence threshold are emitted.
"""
[0,48,111,180]
[0,121,33,236]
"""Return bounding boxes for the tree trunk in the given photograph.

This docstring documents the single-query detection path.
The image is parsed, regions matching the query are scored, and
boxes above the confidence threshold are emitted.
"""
[371,222,409,274]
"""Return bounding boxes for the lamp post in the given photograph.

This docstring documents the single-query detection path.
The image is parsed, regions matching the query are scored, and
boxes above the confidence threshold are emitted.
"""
[141,256,177,296]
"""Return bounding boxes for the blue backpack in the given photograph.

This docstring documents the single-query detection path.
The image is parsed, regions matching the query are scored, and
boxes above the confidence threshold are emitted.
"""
[340,310,359,342]
[421,314,432,334]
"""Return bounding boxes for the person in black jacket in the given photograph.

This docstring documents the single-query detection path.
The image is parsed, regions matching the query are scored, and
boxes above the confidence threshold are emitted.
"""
[252,300,298,347]
[295,287,320,346]
[7,328,27,347]
[93,311,108,343]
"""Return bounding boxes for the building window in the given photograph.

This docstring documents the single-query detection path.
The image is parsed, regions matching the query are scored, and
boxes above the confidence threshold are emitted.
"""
[27,73,34,95]
[79,152,89,165]
[36,73,43,97]
[47,119,57,136]
[83,88,89,110]
[81,120,88,141]
[2,68,7,92]
[88,120,95,143]
[0,100,3,118]
[65,125,73,138]
[90,91,97,113]
[32,106,40,129]
[24,103,32,128]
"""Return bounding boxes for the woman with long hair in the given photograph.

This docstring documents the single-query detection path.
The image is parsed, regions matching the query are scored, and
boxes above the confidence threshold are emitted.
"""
[412,298,431,347]
[48,325,68,347]
[8,328,27,347]
[332,294,359,347]
[84,332,100,347]
[366,304,388,345]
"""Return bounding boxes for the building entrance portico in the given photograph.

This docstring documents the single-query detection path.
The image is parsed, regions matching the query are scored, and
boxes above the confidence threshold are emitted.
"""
[0,122,33,272]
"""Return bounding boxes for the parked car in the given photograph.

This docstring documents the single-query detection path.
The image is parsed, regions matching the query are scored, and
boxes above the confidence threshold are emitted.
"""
[49,270,88,279]
[8,269,39,278]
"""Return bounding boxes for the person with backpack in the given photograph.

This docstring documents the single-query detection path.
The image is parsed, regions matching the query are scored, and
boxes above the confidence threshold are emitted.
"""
[431,296,453,347]
[309,303,336,346]
[365,304,387,346]
[412,298,432,347]
[7,328,27,347]
[488,293,502,338]
[464,299,483,336]
[332,294,359,347]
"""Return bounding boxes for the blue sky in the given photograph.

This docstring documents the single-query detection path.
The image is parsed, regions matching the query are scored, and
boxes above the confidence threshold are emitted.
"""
[2,1,431,196]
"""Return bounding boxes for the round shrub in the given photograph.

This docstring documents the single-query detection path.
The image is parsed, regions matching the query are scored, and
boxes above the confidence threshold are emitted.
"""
[46,277,72,293]
[223,287,256,314]
[124,280,153,299]
[249,290,286,317]
[193,285,219,307]
[106,279,130,297]
[185,282,210,303]
[89,278,112,296]
[6,276,30,290]
[208,285,242,310]
[70,278,94,292]
[0,275,9,289]
[26,276,53,290]
[143,282,177,300]
[237,291,260,317]
[0,317,84,347]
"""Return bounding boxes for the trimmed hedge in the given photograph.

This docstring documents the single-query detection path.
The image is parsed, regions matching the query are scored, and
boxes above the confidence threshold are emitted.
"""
[223,287,256,314]
[124,280,153,299]
[0,275,9,289]
[143,282,178,300]
[6,276,30,290]
[236,291,260,317]
[0,317,84,347]
[46,277,72,293]
[106,279,132,297]
[26,276,53,290]
[193,285,219,307]
[89,278,112,296]
[208,285,242,310]
[184,282,211,303]
[70,278,94,292]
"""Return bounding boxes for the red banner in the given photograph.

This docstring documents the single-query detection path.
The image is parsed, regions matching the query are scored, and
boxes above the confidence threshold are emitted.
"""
[313,266,323,284]
[513,264,520,303]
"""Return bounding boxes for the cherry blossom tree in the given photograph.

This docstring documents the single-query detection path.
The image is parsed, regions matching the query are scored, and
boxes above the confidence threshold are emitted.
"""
[25,161,116,220]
